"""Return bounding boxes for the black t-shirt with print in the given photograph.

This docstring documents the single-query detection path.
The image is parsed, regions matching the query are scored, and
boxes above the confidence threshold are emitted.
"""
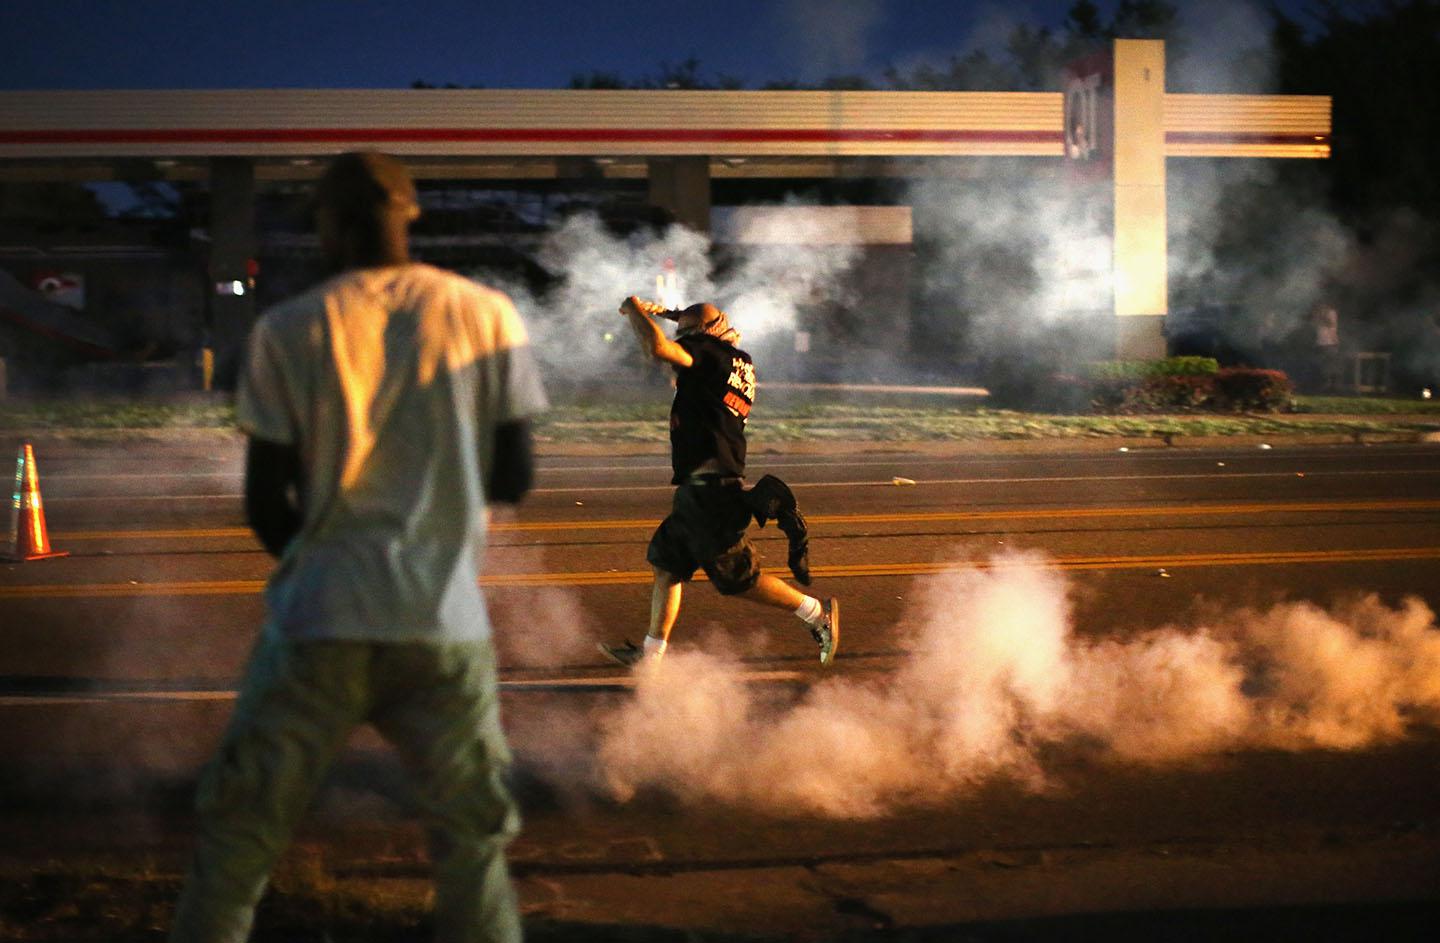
[669,334,756,483]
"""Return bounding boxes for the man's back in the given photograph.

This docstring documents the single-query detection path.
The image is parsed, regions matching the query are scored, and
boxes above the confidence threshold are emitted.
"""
[174,152,534,943]
[669,333,755,482]
[237,262,546,642]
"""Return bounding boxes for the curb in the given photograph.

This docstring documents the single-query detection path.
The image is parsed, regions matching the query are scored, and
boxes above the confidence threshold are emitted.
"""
[2,425,1438,460]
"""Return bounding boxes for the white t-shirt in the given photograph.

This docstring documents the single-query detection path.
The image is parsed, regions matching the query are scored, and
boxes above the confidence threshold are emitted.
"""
[236,263,547,642]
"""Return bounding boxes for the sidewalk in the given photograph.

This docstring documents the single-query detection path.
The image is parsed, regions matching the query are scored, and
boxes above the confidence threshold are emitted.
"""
[6,416,1438,463]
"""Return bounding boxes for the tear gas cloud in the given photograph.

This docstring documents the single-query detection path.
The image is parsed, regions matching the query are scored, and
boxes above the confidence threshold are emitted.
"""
[463,0,1440,389]
[1168,160,1354,327]
[1171,0,1278,93]
[483,530,602,668]
[909,173,1115,361]
[593,552,1440,819]
[774,0,884,84]
[886,2,1362,371]
[474,208,859,384]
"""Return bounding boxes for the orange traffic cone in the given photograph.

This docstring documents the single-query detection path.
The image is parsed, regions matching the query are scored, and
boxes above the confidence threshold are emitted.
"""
[5,443,68,562]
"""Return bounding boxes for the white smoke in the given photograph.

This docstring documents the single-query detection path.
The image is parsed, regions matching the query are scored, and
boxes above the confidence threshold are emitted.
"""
[1168,159,1355,337]
[954,2,1042,63]
[910,172,1114,364]
[594,552,1440,818]
[1172,0,1279,93]
[474,207,862,385]
[483,520,603,668]
[471,213,709,382]
[774,0,885,83]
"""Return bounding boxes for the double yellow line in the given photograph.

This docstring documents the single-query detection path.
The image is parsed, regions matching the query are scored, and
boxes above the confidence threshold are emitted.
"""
[46,498,1440,543]
[5,546,1440,598]
[9,498,1435,599]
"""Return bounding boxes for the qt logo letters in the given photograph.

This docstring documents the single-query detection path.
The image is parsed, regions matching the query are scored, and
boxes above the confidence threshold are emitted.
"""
[1065,73,1101,161]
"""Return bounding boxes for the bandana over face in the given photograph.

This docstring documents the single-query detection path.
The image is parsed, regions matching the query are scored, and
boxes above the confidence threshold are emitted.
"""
[676,302,741,345]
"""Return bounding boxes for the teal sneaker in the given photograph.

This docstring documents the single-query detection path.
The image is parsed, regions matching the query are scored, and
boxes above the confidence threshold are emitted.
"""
[809,598,839,666]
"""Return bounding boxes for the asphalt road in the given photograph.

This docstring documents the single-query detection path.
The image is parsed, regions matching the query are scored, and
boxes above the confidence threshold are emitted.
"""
[2,436,1439,939]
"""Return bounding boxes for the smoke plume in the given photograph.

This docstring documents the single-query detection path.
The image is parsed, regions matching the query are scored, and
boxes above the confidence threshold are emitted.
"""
[773,0,885,84]
[594,552,1440,819]
[475,208,860,385]
[1171,0,1280,93]
[483,516,603,668]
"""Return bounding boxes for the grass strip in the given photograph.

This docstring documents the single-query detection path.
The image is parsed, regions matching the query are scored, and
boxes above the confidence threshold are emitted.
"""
[2,394,1438,442]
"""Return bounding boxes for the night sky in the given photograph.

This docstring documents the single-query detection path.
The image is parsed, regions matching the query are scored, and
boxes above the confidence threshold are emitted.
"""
[1,0,1315,92]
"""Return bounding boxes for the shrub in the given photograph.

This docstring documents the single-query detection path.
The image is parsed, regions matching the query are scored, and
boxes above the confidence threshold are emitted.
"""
[1085,357,1219,382]
[1212,368,1293,412]
[1088,376,1131,412]
[1157,356,1222,377]
[1035,373,1095,414]
[1118,374,1216,412]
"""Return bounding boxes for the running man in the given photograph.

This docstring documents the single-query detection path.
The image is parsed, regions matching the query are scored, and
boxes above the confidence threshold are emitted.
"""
[599,295,838,667]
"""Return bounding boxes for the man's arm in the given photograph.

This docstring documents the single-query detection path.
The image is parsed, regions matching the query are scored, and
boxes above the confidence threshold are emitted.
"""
[244,437,303,558]
[486,419,534,504]
[620,295,693,369]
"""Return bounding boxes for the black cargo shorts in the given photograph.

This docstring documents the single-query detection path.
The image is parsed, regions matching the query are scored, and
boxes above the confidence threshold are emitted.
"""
[646,476,761,595]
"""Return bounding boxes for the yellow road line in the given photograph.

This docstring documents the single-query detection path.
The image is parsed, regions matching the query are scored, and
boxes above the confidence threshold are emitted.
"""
[53,528,252,541]
[0,669,816,704]
[815,499,1440,527]
[48,498,1440,543]
[5,547,1440,599]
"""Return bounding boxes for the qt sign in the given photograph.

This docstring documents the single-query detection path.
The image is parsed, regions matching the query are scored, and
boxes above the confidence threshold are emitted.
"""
[1062,50,1113,180]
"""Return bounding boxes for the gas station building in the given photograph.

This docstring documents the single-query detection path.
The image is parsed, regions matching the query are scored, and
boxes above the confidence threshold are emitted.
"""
[0,40,1331,382]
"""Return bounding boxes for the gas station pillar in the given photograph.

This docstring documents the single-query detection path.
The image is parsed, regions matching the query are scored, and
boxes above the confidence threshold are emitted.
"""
[1112,40,1168,360]
[648,157,712,233]
[207,157,257,388]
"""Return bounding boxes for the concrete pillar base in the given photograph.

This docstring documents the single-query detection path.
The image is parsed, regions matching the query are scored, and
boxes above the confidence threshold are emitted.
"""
[647,157,711,233]
[207,157,257,389]
[1115,315,1167,360]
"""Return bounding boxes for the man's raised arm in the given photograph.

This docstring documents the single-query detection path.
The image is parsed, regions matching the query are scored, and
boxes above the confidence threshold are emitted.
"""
[620,295,693,369]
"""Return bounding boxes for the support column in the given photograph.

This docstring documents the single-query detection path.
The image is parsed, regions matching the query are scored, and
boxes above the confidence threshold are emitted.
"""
[1111,39,1167,360]
[647,157,711,233]
[207,157,256,388]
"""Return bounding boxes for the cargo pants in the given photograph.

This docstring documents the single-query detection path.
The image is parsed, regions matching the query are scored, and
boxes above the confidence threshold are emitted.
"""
[169,633,521,943]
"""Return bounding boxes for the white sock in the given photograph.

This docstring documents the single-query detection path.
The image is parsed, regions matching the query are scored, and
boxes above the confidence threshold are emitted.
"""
[643,635,668,659]
[794,595,824,626]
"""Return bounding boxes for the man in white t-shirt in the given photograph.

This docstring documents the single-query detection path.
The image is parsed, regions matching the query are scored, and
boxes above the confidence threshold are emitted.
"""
[170,151,546,943]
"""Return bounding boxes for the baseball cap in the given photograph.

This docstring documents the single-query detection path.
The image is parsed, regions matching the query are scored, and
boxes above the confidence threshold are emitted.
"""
[314,151,420,221]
